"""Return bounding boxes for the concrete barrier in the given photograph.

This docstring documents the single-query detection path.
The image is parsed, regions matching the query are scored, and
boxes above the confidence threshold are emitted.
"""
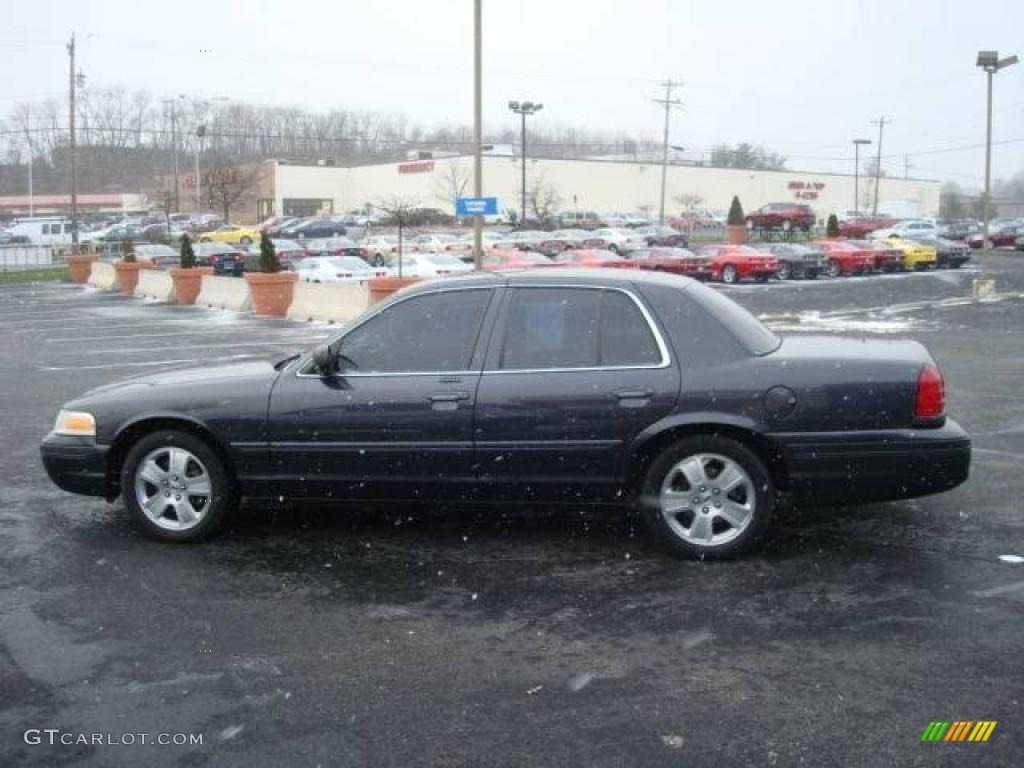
[286,281,370,324]
[87,261,116,290]
[195,275,251,312]
[134,269,174,302]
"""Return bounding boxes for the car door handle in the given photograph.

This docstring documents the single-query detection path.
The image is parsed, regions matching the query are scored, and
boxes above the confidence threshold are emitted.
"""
[615,388,654,400]
[428,392,470,403]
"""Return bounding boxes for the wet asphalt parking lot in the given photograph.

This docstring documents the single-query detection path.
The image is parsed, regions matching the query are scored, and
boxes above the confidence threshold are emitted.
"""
[2,255,1023,767]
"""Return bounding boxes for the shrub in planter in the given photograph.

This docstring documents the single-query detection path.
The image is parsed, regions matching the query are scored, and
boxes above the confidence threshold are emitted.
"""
[113,238,143,294]
[245,232,297,316]
[169,233,214,305]
[726,195,747,244]
[826,213,840,238]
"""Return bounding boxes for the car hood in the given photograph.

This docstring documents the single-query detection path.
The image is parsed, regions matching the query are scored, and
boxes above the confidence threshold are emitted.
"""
[69,356,287,406]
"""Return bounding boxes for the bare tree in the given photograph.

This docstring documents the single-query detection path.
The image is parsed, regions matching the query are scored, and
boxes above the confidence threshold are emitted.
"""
[527,174,563,223]
[204,163,263,222]
[372,194,421,275]
[673,193,703,213]
[432,160,471,213]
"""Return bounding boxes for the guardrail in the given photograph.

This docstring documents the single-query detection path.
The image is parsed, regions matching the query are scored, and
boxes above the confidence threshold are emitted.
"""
[0,244,65,272]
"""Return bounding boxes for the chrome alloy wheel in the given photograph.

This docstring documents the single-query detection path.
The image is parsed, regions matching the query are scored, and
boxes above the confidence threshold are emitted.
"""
[658,453,756,546]
[134,446,213,531]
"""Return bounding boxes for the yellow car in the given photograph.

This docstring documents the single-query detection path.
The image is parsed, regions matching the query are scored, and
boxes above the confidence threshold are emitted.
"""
[878,236,937,270]
[200,225,261,245]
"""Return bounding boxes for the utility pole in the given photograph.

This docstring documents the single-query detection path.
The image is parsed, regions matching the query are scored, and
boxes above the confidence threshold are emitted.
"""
[508,101,543,225]
[67,33,79,254]
[26,105,33,217]
[167,100,180,212]
[870,116,889,215]
[904,154,912,179]
[472,0,483,269]
[654,79,682,225]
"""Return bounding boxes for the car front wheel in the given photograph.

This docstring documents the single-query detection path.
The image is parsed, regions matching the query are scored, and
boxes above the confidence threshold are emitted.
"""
[826,259,842,278]
[721,264,738,284]
[641,435,774,559]
[777,262,793,280]
[121,430,235,543]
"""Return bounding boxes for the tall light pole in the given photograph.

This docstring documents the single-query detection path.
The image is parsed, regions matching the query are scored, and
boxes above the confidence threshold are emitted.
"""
[67,33,80,254]
[976,50,1018,249]
[194,125,206,219]
[870,116,890,215]
[472,0,483,269]
[853,138,871,211]
[508,100,542,224]
[164,99,181,212]
[654,80,682,225]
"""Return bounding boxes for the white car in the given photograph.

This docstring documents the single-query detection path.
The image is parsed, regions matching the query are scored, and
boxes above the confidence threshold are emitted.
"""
[870,220,940,240]
[588,228,647,253]
[294,256,389,284]
[410,233,461,252]
[389,252,474,278]
[361,235,402,264]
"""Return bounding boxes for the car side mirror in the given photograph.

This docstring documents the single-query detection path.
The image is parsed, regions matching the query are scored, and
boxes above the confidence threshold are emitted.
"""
[311,344,335,375]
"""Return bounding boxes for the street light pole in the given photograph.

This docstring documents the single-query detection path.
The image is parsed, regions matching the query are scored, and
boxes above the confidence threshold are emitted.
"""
[853,138,871,211]
[976,51,1018,249]
[195,125,206,219]
[508,101,542,225]
[67,33,79,255]
[472,0,483,269]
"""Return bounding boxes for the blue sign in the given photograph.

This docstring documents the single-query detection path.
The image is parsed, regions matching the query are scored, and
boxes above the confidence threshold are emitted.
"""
[456,196,498,216]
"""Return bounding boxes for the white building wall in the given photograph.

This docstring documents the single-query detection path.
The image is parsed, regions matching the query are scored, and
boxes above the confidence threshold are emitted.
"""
[273,157,941,221]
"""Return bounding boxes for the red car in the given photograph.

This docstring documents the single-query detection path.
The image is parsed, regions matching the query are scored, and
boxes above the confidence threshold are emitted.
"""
[813,240,876,277]
[849,240,903,272]
[838,216,897,238]
[745,203,816,232]
[553,248,635,269]
[622,247,713,280]
[967,225,1023,249]
[693,244,779,284]
[482,249,560,270]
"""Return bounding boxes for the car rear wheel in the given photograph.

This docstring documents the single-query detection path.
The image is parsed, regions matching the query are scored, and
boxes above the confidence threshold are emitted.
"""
[240,237,252,245]
[826,259,842,278]
[121,430,235,543]
[721,264,738,284]
[641,435,775,559]
[777,262,793,280]
[607,244,620,254]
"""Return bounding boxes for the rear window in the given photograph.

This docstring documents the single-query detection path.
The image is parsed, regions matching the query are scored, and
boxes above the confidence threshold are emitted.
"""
[683,281,780,356]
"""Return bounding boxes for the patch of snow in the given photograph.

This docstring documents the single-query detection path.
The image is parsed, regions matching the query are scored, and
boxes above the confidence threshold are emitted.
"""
[998,555,1024,564]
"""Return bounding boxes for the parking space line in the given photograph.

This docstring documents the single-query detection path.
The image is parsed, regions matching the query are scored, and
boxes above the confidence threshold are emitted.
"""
[39,353,269,371]
[46,328,321,343]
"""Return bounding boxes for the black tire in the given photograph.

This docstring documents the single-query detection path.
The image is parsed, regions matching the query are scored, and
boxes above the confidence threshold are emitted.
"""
[121,430,235,543]
[777,262,793,280]
[721,264,738,284]
[240,237,252,245]
[607,244,620,254]
[826,258,842,278]
[640,435,775,559]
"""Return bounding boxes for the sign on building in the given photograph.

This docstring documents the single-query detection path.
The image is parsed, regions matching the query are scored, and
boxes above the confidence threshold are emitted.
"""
[455,197,498,216]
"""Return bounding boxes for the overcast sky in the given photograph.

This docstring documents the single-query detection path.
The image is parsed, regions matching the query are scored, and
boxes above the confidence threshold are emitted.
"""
[3,0,1022,188]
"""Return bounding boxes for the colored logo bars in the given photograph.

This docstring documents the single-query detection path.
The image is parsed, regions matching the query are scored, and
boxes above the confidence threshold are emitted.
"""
[921,721,997,742]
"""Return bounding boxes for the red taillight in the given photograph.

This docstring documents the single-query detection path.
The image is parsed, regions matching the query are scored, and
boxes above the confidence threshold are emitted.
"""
[914,363,945,420]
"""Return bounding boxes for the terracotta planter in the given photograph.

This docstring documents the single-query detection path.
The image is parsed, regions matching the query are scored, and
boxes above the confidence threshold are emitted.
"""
[112,260,144,294]
[245,271,299,317]
[726,224,748,245]
[170,266,215,306]
[65,254,97,284]
[368,276,420,305]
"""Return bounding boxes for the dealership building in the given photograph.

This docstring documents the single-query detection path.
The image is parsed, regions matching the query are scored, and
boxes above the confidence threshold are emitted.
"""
[188,155,942,224]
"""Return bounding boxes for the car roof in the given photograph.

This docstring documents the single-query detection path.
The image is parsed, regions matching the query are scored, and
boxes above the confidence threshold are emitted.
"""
[400,267,697,295]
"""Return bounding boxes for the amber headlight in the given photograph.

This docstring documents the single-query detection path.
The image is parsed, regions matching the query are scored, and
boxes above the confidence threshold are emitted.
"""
[53,410,96,437]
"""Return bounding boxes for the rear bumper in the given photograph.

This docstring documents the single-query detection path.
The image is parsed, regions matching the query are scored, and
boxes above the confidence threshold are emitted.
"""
[772,419,971,505]
[40,433,111,497]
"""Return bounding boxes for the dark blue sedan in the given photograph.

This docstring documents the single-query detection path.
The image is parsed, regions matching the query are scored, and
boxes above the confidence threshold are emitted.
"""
[40,270,970,558]
[196,242,245,276]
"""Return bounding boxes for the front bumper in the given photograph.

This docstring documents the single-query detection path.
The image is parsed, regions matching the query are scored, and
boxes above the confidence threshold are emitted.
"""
[772,418,971,505]
[40,433,111,497]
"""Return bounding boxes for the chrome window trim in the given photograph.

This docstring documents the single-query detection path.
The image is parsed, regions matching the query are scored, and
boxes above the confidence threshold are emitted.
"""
[294,281,671,379]
[295,283,496,379]
[487,283,671,374]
